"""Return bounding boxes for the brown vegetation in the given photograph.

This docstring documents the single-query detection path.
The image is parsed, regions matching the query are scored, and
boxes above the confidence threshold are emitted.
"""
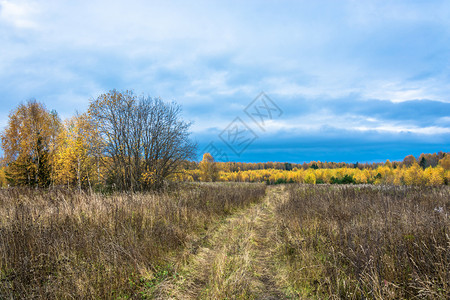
[275,185,450,299]
[154,186,287,299]
[0,183,266,299]
[2,181,449,299]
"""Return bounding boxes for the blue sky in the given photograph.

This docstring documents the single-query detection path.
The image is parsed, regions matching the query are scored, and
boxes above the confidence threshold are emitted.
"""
[1,0,449,163]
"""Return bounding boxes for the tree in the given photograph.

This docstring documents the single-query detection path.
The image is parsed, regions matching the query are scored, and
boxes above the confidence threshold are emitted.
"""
[402,155,417,168]
[403,162,424,185]
[0,159,6,187]
[418,153,429,169]
[310,163,319,169]
[424,166,444,186]
[439,155,450,171]
[284,162,293,171]
[385,159,392,168]
[200,153,219,182]
[304,171,316,184]
[55,113,102,191]
[1,100,61,187]
[88,90,196,190]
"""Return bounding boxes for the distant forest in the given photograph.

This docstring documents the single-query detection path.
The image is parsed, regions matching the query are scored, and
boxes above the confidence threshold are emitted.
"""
[184,151,450,185]
[187,151,448,171]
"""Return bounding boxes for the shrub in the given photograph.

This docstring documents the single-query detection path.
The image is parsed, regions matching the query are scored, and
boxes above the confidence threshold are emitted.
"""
[330,174,355,184]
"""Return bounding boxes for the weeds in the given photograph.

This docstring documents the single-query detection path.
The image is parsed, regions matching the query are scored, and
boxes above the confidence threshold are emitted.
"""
[2,183,447,299]
[276,185,450,299]
[0,183,266,299]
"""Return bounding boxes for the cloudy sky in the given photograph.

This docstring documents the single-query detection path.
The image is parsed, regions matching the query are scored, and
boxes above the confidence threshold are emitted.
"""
[1,0,449,163]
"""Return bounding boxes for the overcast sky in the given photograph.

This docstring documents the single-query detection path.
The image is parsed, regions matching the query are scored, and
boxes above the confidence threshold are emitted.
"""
[1,0,449,163]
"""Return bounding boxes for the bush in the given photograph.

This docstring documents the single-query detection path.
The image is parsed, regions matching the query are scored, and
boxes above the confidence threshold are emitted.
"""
[330,174,355,184]
[275,178,287,185]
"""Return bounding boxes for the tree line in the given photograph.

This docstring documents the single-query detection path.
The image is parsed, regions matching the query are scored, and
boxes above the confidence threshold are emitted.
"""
[185,152,448,172]
[182,156,450,185]
[0,90,196,191]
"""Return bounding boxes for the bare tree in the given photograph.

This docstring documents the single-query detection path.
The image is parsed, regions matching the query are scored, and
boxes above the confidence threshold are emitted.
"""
[88,90,196,190]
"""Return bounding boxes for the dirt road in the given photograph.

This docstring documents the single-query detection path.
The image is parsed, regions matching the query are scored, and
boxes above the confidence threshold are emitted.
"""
[154,185,289,299]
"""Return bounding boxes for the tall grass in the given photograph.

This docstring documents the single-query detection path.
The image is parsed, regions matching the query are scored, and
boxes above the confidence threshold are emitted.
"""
[276,185,449,299]
[0,183,266,299]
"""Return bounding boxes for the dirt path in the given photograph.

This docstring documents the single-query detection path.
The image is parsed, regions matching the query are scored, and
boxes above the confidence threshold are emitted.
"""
[154,185,289,299]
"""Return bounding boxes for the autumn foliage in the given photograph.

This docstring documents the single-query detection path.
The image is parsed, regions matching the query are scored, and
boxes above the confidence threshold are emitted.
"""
[1,101,61,187]
[199,153,219,182]
[1,92,196,191]
[181,152,450,186]
[0,98,448,189]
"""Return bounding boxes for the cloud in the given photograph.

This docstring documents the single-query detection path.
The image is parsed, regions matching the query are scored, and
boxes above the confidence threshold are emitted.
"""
[0,0,41,30]
[197,123,450,163]
[0,1,449,162]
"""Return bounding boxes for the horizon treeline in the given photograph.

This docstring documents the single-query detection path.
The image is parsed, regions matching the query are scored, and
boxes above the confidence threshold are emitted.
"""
[0,90,196,190]
[184,151,448,172]
[182,151,450,185]
[184,151,450,185]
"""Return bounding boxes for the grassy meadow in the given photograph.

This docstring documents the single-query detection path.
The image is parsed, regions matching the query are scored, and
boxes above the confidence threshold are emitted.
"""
[0,183,449,299]
[0,183,266,299]
[275,185,450,299]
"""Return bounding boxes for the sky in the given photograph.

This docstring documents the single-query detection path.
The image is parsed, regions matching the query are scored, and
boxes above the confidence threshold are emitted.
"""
[0,0,449,163]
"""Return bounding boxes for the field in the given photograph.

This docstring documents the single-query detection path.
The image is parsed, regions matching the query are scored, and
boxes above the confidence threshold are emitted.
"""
[1,183,449,299]
[0,183,266,299]
[276,185,450,299]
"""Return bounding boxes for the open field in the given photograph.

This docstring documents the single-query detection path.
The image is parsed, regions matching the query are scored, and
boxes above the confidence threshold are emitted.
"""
[0,183,266,299]
[1,183,449,299]
[276,185,450,299]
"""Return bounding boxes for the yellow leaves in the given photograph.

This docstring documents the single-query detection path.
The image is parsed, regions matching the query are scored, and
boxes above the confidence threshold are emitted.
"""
[199,152,219,182]
[1,100,63,186]
[0,167,6,187]
[445,170,450,185]
[385,159,393,168]
[354,171,368,184]
[141,169,156,185]
[195,164,448,186]
[439,155,450,171]
[424,166,444,186]
[304,172,316,184]
[2,100,60,164]
[404,163,424,185]
[53,114,102,187]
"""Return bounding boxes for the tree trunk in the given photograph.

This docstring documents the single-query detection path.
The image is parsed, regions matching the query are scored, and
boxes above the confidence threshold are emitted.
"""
[77,156,81,192]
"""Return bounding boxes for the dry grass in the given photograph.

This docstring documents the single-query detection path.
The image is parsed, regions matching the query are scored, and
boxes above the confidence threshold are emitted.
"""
[155,185,287,300]
[3,183,448,299]
[275,185,450,299]
[0,183,266,299]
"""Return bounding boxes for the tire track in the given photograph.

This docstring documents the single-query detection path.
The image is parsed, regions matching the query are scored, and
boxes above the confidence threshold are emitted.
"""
[153,185,288,299]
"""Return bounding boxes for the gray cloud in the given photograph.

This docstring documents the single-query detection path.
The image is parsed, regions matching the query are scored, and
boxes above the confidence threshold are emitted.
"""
[1,0,449,161]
